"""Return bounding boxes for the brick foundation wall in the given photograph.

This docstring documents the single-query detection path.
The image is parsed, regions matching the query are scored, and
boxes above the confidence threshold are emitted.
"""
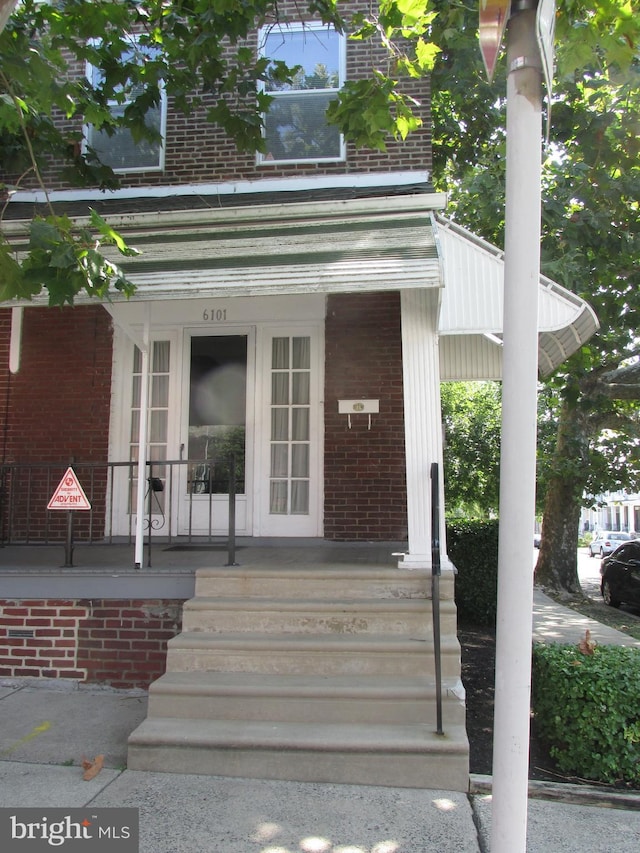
[324,292,407,540]
[0,599,184,689]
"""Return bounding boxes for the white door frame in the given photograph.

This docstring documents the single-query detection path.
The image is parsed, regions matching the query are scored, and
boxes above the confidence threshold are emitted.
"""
[107,296,325,539]
[178,326,255,537]
[254,322,324,537]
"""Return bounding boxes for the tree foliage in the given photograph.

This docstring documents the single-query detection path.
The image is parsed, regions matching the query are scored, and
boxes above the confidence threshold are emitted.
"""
[441,381,502,519]
[426,1,640,592]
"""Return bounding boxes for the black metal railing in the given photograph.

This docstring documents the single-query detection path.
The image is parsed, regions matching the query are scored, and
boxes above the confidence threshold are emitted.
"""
[0,457,240,555]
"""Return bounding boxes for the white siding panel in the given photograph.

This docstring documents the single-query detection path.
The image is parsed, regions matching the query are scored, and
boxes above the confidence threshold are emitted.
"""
[439,335,503,381]
[434,214,599,375]
[437,226,504,334]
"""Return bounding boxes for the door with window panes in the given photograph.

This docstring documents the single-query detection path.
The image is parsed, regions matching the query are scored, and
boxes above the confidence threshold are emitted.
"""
[179,333,251,536]
[260,330,322,536]
[120,326,321,538]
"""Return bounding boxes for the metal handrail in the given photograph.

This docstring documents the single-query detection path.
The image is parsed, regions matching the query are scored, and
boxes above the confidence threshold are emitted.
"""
[431,461,444,736]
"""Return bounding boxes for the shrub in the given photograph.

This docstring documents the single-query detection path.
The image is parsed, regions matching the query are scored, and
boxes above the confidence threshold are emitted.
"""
[532,642,640,787]
[447,518,499,627]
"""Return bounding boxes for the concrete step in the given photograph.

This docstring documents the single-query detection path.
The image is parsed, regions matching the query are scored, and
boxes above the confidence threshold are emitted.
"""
[181,595,457,636]
[165,631,461,678]
[146,671,467,726]
[127,717,470,790]
[193,566,454,601]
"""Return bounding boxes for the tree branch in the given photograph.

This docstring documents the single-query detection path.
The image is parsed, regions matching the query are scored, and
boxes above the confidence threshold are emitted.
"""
[599,359,640,387]
[588,410,640,438]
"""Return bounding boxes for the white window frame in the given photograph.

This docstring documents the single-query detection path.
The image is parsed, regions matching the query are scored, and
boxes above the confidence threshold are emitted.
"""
[84,37,167,174]
[255,323,324,537]
[257,22,346,166]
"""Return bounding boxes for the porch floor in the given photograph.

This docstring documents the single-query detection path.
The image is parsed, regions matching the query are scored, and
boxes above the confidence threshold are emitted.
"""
[0,539,410,599]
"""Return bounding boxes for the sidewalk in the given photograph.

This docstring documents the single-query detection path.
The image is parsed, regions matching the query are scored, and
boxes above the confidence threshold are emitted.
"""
[1,590,639,852]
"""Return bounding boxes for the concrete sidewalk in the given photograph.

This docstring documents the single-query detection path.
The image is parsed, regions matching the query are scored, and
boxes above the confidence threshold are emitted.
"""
[1,590,639,852]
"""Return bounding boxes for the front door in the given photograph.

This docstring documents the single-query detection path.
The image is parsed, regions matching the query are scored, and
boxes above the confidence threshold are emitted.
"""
[108,301,324,540]
[179,332,250,536]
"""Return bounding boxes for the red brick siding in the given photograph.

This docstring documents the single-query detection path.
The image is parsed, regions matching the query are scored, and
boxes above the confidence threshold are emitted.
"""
[0,599,183,688]
[6,1,431,192]
[0,306,113,541]
[324,292,407,540]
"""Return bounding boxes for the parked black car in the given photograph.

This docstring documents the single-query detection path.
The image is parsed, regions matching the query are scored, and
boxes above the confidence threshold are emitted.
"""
[600,540,640,609]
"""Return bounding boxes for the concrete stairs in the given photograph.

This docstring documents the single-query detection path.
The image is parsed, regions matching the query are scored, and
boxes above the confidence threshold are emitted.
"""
[127,565,469,790]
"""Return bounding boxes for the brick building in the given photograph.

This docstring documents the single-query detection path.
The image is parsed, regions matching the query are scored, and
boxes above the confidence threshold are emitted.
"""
[0,5,596,788]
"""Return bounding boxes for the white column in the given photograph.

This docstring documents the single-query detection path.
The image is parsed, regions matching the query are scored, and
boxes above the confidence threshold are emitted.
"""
[491,5,542,852]
[399,288,448,569]
[134,312,151,569]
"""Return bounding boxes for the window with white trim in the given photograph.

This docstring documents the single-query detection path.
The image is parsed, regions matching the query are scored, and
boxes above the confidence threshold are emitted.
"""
[129,341,170,512]
[85,39,166,172]
[269,336,311,515]
[258,23,345,164]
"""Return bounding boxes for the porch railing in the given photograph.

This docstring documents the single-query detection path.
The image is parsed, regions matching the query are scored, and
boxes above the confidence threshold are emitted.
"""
[0,458,241,550]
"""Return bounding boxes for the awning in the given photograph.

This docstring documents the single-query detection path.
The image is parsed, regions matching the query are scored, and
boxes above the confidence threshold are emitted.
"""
[4,192,597,379]
[434,214,599,378]
[0,194,444,304]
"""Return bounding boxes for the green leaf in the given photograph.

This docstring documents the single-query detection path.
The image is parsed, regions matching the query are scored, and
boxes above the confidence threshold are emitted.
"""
[0,242,25,301]
[415,37,441,71]
[89,209,140,257]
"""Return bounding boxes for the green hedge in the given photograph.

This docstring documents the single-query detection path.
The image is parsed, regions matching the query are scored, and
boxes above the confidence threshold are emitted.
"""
[532,643,640,787]
[447,519,499,627]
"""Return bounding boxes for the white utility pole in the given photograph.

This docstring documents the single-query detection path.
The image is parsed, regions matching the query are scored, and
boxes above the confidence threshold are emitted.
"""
[491,2,543,851]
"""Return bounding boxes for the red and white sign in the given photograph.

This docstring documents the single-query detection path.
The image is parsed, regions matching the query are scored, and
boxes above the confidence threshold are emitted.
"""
[47,467,92,511]
[479,0,510,82]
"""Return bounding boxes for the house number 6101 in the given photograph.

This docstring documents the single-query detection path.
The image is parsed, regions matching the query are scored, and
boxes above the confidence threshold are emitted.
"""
[202,309,227,322]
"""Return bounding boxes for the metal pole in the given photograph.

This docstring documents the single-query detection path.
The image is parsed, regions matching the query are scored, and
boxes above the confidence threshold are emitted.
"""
[226,454,238,566]
[491,3,542,852]
[430,462,443,736]
[134,313,151,569]
[63,510,74,567]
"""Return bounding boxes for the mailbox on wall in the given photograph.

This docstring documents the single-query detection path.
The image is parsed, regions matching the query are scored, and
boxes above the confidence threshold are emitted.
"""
[337,399,380,429]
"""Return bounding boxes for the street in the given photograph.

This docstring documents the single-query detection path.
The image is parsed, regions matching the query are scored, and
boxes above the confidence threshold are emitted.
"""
[577,546,602,598]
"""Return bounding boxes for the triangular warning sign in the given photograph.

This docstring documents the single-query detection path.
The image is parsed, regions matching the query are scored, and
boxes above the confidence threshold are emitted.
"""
[47,467,92,511]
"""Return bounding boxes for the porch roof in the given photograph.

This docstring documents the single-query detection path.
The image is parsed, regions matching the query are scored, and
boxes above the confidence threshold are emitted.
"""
[434,214,599,378]
[6,191,598,376]
[119,198,444,298]
[8,193,446,302]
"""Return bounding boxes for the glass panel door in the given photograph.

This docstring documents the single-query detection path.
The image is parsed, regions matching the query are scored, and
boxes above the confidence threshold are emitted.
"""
[259,327,321,537]
[181,334,249,536]
[188,335,247,494]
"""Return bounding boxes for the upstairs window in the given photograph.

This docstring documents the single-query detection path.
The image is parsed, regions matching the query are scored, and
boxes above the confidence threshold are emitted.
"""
[85,39,166,173]
[258,23,345,164]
